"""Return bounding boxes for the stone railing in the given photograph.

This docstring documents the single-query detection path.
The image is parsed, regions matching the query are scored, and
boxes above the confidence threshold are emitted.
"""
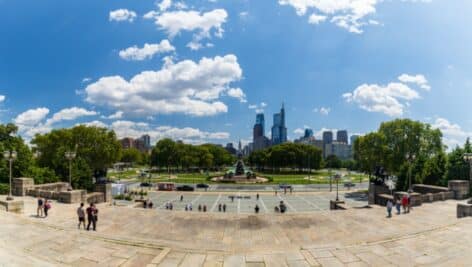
[86,192,105,204]
[412,184,449,194]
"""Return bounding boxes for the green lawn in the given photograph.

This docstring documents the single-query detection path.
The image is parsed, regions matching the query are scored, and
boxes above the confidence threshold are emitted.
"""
[137,170,369,185]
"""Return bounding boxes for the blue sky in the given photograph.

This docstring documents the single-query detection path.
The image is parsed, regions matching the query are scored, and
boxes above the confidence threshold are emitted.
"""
[1,0,471,148]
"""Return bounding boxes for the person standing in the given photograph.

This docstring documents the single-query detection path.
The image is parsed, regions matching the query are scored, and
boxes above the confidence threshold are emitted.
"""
[395,198,401,215]
[255,204,260,214]
[218,203,222,212]
[180,195,184,202]
[223,204,226,212]
[401,195,408,214]
[37,197,44,217]
[43,199,51,217]
[256,193,259,200]
[77,203,86,229]
[386,199,393,218]
[86,203,98,231]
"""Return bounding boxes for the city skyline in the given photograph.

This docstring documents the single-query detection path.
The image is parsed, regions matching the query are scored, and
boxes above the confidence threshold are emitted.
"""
[0,1,472,149]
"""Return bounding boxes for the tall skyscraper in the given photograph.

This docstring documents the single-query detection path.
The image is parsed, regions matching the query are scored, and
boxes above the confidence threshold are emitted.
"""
[253,113,270,151]
[255,113,265,136]
[271,104,287,145]
[337,130,348,144]
[322,131,333,144]
[304,128,314,138]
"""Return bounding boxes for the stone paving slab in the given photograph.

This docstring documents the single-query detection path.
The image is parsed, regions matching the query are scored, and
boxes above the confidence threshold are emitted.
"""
[1,195,472,266]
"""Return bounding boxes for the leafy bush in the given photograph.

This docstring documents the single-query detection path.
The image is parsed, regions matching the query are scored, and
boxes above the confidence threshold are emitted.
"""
[0,183,9,194]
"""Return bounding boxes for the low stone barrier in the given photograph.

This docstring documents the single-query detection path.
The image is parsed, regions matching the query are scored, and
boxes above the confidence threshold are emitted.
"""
[448,180,470,200]
[413,184,449,194]
[86,192,105,204]
[457,202,472,218]
[0,200,24,213]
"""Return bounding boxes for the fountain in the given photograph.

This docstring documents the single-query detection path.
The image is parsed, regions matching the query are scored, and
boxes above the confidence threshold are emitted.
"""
[211,156,268,184]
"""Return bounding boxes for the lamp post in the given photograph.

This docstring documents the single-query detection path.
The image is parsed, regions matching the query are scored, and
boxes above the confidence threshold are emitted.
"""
[463,153,472,194]
[4,151,17,201]
[65,151,76,190]
[405,152,416,192]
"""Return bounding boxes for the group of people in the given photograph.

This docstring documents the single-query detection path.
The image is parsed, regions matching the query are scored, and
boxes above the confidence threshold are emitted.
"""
[386,194,412,218]
[217,203,227,212]
[36,197,51,217]
[143,199,153,209]
[76,202,99,231]
[164,202,173,210]
[274,201,287,213]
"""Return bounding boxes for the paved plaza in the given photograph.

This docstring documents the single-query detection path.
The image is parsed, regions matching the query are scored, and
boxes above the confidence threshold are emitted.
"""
[2,192,472,266]
[145,191,368,213]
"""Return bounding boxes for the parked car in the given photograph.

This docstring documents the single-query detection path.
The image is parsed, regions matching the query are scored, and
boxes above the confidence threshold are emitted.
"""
[279,184,292,189]
[140,182,152,187]
[344,182,356,188]
[196,183,209,189]
[176,185,195,191]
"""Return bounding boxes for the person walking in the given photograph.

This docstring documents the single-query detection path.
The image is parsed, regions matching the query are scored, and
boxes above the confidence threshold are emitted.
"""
[256,193,259,200]
[255,204,260,214]
[218,203,222,212]
[407,194,412,213]
[203,205,207,212]
[401,195,408,214]
[386,199,393,218]
[43,199,51,217]
[86,203,98,231]
[37,197,44,217]
[180,195,184,202]
[395,198,401,215]
[198,204,202,212]
[223,204,226,212]
[77,203,86,229]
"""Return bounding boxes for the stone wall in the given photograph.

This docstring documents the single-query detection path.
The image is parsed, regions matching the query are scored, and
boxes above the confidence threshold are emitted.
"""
[94,183,112,202]
[412,184,449,194]
[12,178,34,196]
[86,192,105,204]
[0,200,24,213]
[457,203,472,218]
[57,190,87,204]
[448,180,470,200]
[368,183,390,205]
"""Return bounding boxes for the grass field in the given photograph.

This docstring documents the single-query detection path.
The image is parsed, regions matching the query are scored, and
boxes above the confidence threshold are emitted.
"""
[127,170,370,185]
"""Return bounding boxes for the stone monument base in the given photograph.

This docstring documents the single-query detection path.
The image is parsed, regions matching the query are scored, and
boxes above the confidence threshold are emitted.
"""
[0,199,24,213]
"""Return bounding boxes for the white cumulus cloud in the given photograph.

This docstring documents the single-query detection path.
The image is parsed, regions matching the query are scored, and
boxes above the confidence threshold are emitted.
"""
[109,9,137,22]
[279,0,430,33]
[398,74,431,91]
[227,88,247,103]
[84,54,243,117]
[45,107,97,126]
[150,9,227,50]
[432,117,472,150]
[343,74,429,117]
[119,40,175,61]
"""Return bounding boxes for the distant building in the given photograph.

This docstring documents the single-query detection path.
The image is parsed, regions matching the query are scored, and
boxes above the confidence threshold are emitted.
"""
[225,143,237,155]
[255,113,265,136]
[322,131,333,145]
[304,128,314,138]
[271,104,288,145]
[253,113,270,151]
[120,135,152,153]
[337,130,348,144]
[294,135,324,152]
[350,135,360,145]
[324,141,352,160]
[120,138,134,149]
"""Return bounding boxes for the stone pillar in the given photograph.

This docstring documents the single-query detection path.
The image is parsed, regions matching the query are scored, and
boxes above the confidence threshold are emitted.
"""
[94,183,112,202]
[368,183,376,205]
[12,178,34,196]
[448,180,470,200]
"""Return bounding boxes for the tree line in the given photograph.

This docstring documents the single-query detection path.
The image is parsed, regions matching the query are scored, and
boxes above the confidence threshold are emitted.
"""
[150,138,235,172]
[353,118,468,190]
[248,143,323,172]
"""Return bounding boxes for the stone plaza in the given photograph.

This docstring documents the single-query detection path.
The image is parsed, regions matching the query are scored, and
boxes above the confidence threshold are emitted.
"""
[1,189,472,266]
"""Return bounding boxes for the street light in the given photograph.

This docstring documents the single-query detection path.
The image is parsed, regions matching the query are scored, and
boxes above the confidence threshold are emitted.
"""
[405,152,416,192]
[4,151,17,201]
[65,151,76,190]
[463,153,472,194]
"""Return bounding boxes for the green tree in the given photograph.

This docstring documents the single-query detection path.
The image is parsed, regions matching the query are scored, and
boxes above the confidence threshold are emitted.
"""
[120,148,142,165]
[444,138,472,184]
[31,125,121,190]
[325,155,342,169]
